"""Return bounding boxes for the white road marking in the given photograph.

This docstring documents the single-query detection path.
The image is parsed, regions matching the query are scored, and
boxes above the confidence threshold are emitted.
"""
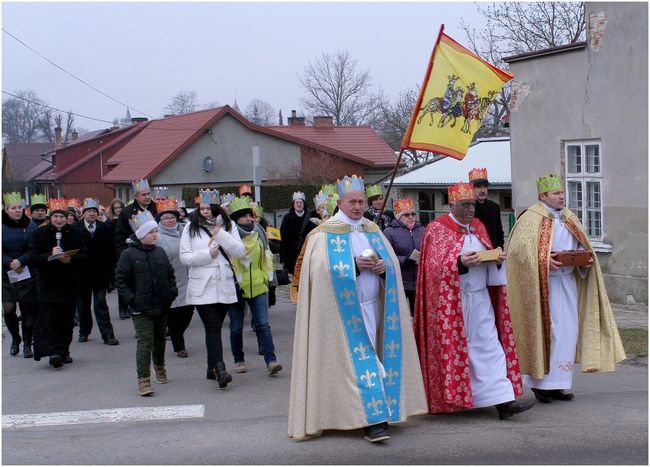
[3,404,205,430]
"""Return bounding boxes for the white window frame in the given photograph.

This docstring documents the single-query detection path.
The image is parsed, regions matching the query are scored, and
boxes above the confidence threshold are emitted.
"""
[564,140,611,251]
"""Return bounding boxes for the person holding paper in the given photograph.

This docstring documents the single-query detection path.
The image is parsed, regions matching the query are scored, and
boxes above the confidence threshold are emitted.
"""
[414,182,533,420]
[506,174,625,403]
[28,198,85,369]
[2,192,38,358]
[383,198,424,316]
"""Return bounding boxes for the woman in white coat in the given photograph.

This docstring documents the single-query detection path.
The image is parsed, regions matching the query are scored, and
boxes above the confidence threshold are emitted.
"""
[179,201,245,389]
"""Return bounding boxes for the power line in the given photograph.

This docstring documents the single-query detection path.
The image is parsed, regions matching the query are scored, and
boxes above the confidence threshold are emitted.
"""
[2,28,153,118]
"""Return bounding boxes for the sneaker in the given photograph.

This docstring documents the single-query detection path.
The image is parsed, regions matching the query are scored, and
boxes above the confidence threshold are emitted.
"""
[154,365,168,384]
[234,362,248,373]
[267,361,283,375]
[138,378,154,396]
[363,423,390,443]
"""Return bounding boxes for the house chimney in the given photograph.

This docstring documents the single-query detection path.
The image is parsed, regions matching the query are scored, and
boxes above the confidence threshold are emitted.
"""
[55,127,62,149]
[287,109,305,127]
[71,130,79,141]
[131,117,148,124]
[313,116,334,128]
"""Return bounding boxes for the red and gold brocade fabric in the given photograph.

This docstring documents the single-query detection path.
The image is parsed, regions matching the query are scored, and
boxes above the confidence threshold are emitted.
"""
[414,214,523,414]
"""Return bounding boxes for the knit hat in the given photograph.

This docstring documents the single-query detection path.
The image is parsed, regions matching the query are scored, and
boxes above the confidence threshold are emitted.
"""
[129,211,158,240]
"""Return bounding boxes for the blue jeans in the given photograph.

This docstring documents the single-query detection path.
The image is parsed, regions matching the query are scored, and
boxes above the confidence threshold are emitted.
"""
[229,293,276,365]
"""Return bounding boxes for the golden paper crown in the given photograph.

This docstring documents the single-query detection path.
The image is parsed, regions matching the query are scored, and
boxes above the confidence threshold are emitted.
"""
[3,192,23,207]
[155,198,179,214]
[67,198,82,209]
[320,184,337,196]
[253,205,264,218]
[394,198,415,216]
[323,194,339,217]
[448,183,476,203]
[239,184,252,196]
[30,194,47,206]
[468,167,488,183]
[48,198,68,214]
[230,196,253,215]
[536,174,563,193]
[366,184,383,199]
[336,175,365,197]
[128,210,156,233]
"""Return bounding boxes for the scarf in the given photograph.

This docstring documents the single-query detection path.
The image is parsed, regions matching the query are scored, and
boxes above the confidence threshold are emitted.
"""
[158,223,182,238]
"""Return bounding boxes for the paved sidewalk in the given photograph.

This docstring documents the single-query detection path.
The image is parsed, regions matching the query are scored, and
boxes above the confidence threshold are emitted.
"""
[612,303,648,329]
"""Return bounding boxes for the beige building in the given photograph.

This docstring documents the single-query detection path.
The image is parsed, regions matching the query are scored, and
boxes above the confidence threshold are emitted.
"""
[504,2,648,305]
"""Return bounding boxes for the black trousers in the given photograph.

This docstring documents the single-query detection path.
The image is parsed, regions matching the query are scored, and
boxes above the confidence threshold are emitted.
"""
[167,305,194,352]
[195,303,230,370]
[34,301,75,359]
[405,289,416,316]
[79,285,115,340]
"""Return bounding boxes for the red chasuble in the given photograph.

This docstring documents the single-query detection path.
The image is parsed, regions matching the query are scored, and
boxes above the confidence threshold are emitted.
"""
[414,214,523,413]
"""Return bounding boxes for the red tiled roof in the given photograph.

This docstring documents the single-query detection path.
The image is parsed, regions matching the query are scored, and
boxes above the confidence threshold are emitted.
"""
[3,143,54,181]
[34,164,57,182]
[102,106,401,182]
[266,125,400,168]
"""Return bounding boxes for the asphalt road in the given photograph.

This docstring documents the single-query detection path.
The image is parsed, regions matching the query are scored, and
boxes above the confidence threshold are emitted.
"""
[2,286,647,465]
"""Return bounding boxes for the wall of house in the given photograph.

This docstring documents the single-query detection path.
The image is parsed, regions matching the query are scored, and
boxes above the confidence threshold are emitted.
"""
[509,2,648,304]
[300,147,369,183]
[60,183,115,206]
[152,115,302,194]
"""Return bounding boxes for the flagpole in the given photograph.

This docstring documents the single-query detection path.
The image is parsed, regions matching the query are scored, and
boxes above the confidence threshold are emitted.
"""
[378,149,404,220]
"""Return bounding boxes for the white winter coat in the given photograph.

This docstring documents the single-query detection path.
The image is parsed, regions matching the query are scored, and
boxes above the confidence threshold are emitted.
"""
[179,222,246,305]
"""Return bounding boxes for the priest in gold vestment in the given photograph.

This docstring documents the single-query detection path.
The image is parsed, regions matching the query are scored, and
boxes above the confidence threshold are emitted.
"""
[506,175,625,404]
[288,175,427,443]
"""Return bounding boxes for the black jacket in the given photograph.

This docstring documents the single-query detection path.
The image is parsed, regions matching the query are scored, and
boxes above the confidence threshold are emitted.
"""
[28,223,86,303]
[280,208,311,273]
[474,199,504,249]
[363,207,395,230]
[2,211,37,273]
[76,220,115,288]
[114,201,158,257]
[115,238,177,316]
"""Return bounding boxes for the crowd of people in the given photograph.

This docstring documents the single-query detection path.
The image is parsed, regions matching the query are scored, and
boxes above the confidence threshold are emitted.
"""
[2,169,626,443]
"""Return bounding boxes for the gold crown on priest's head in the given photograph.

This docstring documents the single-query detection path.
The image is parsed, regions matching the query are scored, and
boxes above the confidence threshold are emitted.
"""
[336,175,365,197]
[468,167,488,183]
[536,174,563,193]
[448,182,476,203]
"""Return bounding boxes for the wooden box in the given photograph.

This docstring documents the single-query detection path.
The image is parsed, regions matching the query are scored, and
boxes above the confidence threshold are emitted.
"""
[554,250,591,267]
[477,247,502,262]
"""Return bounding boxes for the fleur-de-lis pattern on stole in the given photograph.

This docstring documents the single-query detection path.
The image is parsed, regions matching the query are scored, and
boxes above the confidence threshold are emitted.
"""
[327,230,403,424]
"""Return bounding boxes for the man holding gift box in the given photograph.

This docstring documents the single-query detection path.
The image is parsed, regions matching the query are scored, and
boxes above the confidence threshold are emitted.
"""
[506,174,625,403]
[469,168,505,249]
[414,182,533,420]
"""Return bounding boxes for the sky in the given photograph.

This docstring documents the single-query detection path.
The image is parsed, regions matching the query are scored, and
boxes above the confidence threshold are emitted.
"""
[2,1,486,133]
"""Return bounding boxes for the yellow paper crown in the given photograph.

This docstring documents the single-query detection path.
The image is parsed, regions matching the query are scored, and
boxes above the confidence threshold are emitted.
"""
[30,194,47,206]
[536,174,563,193]
[230,196,253,215]
[323,194,339,217]
[155,198,179,214]
[448,182,476,203]
[394,198,415,215]
[366,184,383,199]
[468,167,488,183]
[129,210,156,233]
[320,184,337,196]
[48,198,68,214]
[336,175,365,197]
[3,192,23,207]
[253,205,264,217]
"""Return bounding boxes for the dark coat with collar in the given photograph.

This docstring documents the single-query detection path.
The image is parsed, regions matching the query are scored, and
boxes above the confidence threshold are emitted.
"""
[115,238,177,316]
[2,211,37,273]
[280,208,311,273]
[76,220,115,289]
[474,198,504,249]
[28,222,86,303]
[114,200,158,258]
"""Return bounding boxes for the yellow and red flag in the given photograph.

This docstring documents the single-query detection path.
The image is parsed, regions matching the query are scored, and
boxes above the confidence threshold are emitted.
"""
[401,25,513,160]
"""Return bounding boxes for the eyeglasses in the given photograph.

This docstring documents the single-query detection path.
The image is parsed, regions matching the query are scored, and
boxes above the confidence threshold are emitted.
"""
[401,212,416,218]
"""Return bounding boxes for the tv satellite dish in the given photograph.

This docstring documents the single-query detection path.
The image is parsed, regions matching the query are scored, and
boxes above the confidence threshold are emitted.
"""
[202,156,214,173]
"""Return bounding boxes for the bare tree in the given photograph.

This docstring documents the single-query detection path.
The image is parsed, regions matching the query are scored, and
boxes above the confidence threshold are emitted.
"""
[245,99,276,126]
[2,90,50,143]
[39,110,75,144]
[298,51,383,126]
[163,90,198,115]
[460,2,586,136]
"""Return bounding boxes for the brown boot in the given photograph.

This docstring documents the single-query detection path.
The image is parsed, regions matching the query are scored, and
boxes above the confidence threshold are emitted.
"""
[138,378,154,396]
[154,365,168,384]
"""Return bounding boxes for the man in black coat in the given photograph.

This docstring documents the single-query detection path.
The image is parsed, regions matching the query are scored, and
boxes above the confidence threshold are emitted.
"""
[469,168,505,249]
[77,199,119,345]
[280,192,310,275]
[114,179,158,258]
[28,201,86,369]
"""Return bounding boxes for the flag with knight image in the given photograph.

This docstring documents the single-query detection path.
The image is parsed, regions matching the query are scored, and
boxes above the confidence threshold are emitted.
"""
[401,25,513,160]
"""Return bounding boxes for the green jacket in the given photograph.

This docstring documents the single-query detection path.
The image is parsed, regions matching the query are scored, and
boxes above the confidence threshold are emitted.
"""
[233,227,273,299]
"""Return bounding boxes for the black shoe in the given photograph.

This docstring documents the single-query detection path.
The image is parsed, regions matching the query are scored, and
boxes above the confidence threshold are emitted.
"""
[23,344,33,359]
[550,389,574,401]
[78,335,88,343]
[49,355,63,369]
[62,355,73,364]
[496,400,535,420]
[363,423,390,443]
[531,388,553,403]
[216,362,232,390]
[103,337,120,345]
[206,369,217,380]
[9,339,21,356]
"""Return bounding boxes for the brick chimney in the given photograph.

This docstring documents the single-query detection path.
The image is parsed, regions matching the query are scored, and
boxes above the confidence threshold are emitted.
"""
[313,116,334,128]
[131,117,148,124]
[287,110,305,126]
[54,127,62,149]
[71,130,79,141]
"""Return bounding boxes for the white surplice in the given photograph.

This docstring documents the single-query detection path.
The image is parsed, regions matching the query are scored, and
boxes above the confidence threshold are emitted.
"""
[522,203,581,390]
[451,214,514,408]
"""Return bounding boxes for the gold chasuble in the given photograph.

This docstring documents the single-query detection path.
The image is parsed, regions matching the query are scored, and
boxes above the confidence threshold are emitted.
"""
[506,203,625,379]
[288,217,427,439]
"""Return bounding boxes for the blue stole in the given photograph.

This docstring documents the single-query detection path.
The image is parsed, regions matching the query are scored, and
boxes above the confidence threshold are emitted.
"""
[326,229,403,424]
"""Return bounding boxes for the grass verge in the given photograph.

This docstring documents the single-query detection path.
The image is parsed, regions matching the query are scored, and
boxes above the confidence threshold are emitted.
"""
[618,327,648,358]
